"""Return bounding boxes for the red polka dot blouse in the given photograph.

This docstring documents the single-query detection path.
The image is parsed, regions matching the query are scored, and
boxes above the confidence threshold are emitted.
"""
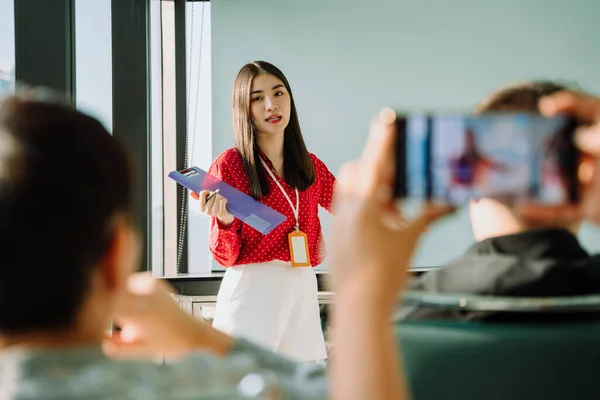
[208,148,336,267]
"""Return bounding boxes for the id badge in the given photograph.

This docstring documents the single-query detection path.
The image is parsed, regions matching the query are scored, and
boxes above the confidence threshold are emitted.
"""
[288,230,311,267]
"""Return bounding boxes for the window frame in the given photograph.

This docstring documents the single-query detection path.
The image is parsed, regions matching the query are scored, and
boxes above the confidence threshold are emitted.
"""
[14,0,212,277]
[159,0,212,277]
[111,0,153,271]
[14,0,76,101]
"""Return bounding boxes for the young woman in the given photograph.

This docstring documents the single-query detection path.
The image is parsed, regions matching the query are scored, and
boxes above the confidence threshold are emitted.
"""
[451,129,507,187]
[192,61,335,362]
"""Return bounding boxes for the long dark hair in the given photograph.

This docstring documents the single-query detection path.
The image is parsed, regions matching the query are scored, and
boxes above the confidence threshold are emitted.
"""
[232,61,315,199]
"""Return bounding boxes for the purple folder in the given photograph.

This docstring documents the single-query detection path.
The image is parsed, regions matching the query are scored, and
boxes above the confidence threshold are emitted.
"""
[168,166,287,235]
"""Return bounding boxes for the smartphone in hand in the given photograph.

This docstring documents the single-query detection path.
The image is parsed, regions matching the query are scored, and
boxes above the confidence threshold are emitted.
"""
[394,113,580,205]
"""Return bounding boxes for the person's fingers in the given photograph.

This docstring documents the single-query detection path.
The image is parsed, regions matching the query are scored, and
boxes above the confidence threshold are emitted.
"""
[388,211,431,232]
[539,91,600,123]
[190,192,200,201]
[102,336,155,360]
[218,197,228,218]
[394,213,410,228]
[410,203,455,231]
[211,195,224,216]
[575,126,600,156]
[205,194,219,216]
[210,194,221,217]
[540,91,600,156]
[515,158,600,226]
[335,161,360,197]
[199,190,211,201]
[380,209,409,231]
[581,157,600,225]
[583,202,600,225]
[379,202,451,240]
[128,272,163,294]
[211,197,222,218]
[198,190,211,211]
[112,291,146,317]
[357,109,397,194]
[515,204,583,227]
[112,274,176,318]
[103,331,142,347]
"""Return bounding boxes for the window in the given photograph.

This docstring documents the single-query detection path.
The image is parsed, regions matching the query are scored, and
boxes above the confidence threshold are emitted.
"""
[150,0,165,276]
[152,0,212,276]
[185,1,213,273]
[75,0,112,129]
[0,0,15,95]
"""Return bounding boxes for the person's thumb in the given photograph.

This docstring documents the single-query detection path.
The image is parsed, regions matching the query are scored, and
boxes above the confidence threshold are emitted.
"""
[102,335,157,360]
[410,203,455,232]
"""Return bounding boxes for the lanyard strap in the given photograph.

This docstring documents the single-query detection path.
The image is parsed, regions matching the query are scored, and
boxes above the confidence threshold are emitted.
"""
[259,158,300,232]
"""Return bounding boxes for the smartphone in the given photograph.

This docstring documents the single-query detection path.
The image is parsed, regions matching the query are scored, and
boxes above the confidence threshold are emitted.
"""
[394,113,580,205]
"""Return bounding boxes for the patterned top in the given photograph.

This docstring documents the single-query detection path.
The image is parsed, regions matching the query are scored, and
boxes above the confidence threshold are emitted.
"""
[209,148,336,267]
[0,338,328,400]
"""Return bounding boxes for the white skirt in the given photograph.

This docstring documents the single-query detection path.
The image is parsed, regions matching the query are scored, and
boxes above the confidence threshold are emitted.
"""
[212,261,327,362]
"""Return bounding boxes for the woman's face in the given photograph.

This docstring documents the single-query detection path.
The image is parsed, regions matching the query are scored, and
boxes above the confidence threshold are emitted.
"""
[249,73,291,136]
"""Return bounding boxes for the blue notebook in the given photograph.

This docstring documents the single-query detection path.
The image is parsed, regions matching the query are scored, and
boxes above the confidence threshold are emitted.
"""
[168,167,287,235]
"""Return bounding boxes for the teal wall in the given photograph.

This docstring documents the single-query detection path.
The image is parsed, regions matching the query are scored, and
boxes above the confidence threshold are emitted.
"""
[212,0,600,268]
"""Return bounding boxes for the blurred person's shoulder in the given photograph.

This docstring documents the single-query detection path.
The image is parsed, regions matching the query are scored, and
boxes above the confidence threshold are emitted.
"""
[0,347,259,399]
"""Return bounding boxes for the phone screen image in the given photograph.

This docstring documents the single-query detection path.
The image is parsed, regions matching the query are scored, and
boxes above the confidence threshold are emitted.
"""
[395,113,579,205]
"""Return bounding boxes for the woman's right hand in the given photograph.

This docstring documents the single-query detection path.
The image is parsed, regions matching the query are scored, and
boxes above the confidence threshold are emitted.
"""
[191,190,235,227]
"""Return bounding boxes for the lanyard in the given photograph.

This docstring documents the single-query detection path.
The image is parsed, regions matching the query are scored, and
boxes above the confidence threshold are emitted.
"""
[259,158,300,232]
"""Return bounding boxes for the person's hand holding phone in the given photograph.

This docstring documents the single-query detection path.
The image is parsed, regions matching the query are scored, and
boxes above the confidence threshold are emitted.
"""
[327,109,452,400]
[517,91,600,226]
[191,190,235,227]
[328,109,453,307]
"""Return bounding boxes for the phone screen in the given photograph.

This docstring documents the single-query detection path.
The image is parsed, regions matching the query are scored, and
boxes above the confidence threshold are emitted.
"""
[395,113,580,205]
